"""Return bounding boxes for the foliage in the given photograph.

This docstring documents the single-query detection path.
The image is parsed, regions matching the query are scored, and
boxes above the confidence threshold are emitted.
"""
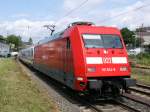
[147,44,150,49]
[121,27,145,47]
[0,35,6,42]
[136,53,150,59]
[28,37,33,45]
[0,35,4,40]
[6,35,22,50]
[121,27,135,45]
[135,37,144,47]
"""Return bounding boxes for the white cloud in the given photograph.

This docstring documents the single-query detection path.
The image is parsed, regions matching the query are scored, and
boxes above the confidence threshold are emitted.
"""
[0,19,54,43]
[55,16,84,30]
[96,0,150,29]
[62,0,150,30]
[0,0,150,44]
[53,0,105,28]
[11,14,30,19]
[63,0,103,10]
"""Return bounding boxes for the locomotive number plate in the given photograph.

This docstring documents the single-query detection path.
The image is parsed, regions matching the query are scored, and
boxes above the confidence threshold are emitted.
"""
[101,68,116,72]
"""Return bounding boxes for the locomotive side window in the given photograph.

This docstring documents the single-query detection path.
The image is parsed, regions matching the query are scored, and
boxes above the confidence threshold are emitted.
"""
[82,34,123,48]
[66,38,70,49]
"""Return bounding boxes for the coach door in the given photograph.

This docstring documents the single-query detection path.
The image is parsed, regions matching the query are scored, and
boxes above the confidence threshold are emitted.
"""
[63,37,74,88]
[63,38,71,81]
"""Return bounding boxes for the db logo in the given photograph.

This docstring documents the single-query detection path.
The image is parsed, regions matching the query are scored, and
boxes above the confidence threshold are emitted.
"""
[103,57,112,63]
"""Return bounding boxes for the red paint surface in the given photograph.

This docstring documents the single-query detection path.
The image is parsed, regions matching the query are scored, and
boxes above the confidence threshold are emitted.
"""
[34,25,130,91]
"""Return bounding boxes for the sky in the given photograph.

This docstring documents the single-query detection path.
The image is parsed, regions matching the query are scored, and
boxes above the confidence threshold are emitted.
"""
[0,0,150,43]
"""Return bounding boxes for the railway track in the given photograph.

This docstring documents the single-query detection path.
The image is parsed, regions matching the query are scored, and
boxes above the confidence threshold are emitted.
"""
[136,83,150,90]
[114,100,141,112]
[19,60,150,112]
[134,66,150,69]
[129,83,150,96]
[122,93,150,107]
[117,92,150,112]
[77,99,103,112]
[19,60,104,112]
[81,97,139,112]
[71,82,150,112]
[82,96,145,112]
[78,83,150,112]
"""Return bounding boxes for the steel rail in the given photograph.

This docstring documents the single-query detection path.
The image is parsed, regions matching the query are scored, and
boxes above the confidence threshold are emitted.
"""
[122,93,150,107]
[129,87,150,96]
[136,83,150,90]
[114,100,141,112]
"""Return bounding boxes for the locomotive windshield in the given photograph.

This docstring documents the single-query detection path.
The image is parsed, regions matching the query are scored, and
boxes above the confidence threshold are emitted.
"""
[82,34,123,48]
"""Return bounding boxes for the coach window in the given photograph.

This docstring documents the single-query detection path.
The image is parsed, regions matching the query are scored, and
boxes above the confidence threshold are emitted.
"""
[67,38,70,49]
[31,48,33,56]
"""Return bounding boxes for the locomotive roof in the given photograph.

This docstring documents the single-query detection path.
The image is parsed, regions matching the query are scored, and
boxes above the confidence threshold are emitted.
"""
[36,24,119,46]
[36,30,65,45]
[36,22,95,45]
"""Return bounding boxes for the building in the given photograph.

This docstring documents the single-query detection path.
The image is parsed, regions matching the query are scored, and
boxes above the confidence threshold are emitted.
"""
[21,41,33,49]
[0,42,10,57]
[135,26,150,45]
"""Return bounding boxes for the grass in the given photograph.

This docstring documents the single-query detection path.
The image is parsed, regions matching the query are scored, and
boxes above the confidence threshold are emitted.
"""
[131,67,150,85]
[0,58,57,112]
[129,53,150,85]
[129,53,150,66]
[136,58,150,67]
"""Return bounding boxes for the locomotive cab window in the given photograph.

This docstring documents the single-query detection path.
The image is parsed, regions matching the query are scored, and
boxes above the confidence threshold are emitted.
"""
[82,34,123,48]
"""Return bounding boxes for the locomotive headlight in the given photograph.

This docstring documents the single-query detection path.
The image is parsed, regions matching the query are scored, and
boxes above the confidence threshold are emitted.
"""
[120,67,128,71]
[87,67,96,72]
[76,77,83,81]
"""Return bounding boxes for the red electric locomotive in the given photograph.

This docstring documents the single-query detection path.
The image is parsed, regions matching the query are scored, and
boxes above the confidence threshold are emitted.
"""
[21,22,136,97]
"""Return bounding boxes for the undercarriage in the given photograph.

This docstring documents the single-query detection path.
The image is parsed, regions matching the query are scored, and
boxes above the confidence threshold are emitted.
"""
[88,77,136,98]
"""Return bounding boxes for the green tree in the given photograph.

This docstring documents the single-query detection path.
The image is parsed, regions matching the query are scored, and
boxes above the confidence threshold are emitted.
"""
[28,37,33,45]
[121,27,135,45]
[6,35,22,50]
[135,37,144,47]
[0,35,6,42]
[148,44,150,52]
